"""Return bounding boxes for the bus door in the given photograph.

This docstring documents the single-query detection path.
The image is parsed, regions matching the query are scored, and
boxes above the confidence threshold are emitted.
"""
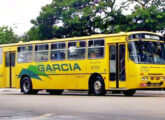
[109,43,126,88]
[4,51,16,88]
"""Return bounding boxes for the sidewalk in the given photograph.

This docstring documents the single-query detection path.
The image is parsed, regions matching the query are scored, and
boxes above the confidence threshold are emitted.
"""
[0,88,20,92]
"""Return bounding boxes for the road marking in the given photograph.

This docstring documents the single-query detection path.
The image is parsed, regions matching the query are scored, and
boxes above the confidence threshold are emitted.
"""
[32,113,53,120]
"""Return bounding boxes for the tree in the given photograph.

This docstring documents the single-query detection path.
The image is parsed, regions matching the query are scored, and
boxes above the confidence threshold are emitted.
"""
[0,26,18,44]
[127,0,165,9]
[28,0,126,40]
[28,3,56,40]
[17,33,30,42]
[119,0,165,36]
[28,0,165,39]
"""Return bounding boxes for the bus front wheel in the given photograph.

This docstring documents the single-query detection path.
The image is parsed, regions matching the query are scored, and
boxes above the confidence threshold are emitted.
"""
[21,77,38,94]
[91,76,106,96]
[123,90,136,96]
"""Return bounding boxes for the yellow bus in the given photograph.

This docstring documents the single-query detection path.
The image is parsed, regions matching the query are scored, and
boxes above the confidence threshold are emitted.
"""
[0,31,165,96]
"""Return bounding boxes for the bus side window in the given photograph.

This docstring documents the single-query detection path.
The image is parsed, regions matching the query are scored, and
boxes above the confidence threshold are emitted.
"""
[17,45,33,63]
[35,44,49,62]
[88,39,104,59]
[68,41,86,60]
[51,42,66,61]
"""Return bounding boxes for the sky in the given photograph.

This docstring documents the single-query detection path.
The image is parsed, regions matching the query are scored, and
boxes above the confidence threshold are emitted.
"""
[0,0,132,36]
[0,0,52,35]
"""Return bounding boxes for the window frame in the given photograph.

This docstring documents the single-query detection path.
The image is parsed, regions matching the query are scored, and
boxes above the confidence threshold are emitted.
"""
[67,40,87,60]
[17,45,33,63]
[88,39,105,59]
[34,44,49,62]
[50,42,66,61]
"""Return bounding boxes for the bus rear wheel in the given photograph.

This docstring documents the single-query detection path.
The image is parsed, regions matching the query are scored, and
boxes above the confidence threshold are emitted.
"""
[91,76,106,96]
[21,77,38,94]
[47,90,63,95]
[123,90,136,96]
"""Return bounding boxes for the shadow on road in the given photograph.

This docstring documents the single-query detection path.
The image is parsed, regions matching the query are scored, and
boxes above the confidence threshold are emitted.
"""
[2,91,165,97]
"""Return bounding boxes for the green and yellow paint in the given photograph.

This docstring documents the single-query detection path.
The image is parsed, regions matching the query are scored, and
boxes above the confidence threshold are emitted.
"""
[18,63,81,80]
[18,65,49,80]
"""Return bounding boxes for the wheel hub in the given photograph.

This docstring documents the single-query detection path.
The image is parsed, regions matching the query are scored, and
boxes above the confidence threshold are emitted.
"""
[94,81,102,91]
[23,80,30,92]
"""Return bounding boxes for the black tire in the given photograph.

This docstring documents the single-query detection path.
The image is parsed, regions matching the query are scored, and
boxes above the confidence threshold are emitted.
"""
[91,76,106,96]
[21,77,38,94]
[47,90,63,95]
[123,90,136,96]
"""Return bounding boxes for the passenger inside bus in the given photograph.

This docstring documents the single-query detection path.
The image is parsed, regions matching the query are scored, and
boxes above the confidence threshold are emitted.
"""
[89,48,103,58]
[140,50,147,62]
[91,52,96,58]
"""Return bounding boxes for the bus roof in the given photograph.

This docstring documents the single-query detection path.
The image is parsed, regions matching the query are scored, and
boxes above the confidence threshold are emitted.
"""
[0,31,162,47]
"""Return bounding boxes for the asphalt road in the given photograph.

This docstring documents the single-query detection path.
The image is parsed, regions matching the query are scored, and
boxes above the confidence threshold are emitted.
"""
[0,89,165,120]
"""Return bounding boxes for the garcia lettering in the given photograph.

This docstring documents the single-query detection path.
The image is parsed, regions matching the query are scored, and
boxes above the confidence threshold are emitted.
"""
[38,63,81,72]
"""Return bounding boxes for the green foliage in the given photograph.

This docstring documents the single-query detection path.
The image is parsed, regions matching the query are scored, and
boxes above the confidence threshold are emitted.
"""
[17,33,30,42]
[119,5,165,35]
[127,0,165,9]
[125,0,165,36]
[1,0,165,43]
[27,3,61,40]
[27,0,165,40]
[0,26,18,44]
[28,0,126,40]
